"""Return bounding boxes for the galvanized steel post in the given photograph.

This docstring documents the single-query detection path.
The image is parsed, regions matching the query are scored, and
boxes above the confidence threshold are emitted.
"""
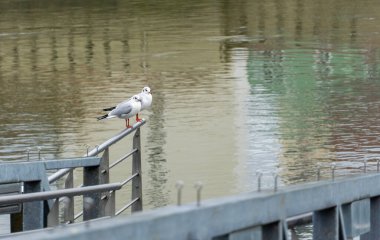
[262,221,289,240]
[23,181,45,230]
[83,164,101,220]
[63,170,74,223]
[99,148,110,216]
[131,128,142,212]
[362,197,380,240]
[313,207,336,240]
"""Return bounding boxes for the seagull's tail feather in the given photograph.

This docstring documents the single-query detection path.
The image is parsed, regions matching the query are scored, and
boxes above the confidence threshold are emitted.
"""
[103,106,116,111]
[97,114,109,121]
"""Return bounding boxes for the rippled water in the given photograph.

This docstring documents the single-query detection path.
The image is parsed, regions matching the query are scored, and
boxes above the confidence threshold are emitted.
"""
[1,0,380,237]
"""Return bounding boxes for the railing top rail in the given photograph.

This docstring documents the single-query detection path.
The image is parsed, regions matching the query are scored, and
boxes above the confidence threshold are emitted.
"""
[48,120,146,184]
[0,182,122,205]
[87,120,145,157]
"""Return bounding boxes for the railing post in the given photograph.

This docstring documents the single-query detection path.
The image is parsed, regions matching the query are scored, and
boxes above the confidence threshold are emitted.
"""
[132,128,143,212]
[83,163,101,220]
[313,206,347,240]
[104,190,116,216]
[362,197,380,240]
[99,148,111,216]
[262,220,289,240]
[63,170,74,223]
[23,181,45,230]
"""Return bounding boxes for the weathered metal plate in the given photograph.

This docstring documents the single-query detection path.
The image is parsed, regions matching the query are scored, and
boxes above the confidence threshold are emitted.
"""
[0,183,22,214]
[342,198,370,238]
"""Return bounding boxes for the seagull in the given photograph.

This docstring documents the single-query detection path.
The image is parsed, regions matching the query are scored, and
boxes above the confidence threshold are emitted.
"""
[136,86,152,121]
[97,95,142,128]
[103,86,152,122]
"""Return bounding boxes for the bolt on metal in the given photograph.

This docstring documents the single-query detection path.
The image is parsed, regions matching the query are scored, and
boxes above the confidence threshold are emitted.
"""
[256,170,263,192]
[194,181,203,207]
[331,163,336,180]
[175,180,184,206]
[364,159,367,173]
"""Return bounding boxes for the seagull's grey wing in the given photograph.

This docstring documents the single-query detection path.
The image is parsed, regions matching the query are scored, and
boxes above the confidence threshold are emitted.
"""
[110,101,133,116]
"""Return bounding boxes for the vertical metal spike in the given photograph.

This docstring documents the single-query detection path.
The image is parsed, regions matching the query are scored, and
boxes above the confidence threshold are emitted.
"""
[331,163,336,180]
[194,181,203,207]
[37,146,42,161]
[273,173,279,192]
[175,181,184,206]
[316,163,321,181]
[26,147,31,161]
[256,170,263,192]
[84,144,91,157]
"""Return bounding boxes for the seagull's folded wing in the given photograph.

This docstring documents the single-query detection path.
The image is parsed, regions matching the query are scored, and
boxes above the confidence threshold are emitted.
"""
[111,102,133,116]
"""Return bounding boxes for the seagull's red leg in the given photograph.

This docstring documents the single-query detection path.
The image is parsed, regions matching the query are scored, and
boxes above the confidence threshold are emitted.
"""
[136,114,142,122]
[126,119,132,128]
[125,119,129,128]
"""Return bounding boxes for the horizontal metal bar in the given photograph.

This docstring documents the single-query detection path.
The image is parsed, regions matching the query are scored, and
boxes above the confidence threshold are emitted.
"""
[48,169,70,184]
[88,120,146,157]
[44,157,101,170]
[109,149,137,170]
[121,172,139,187]
[0,162,47,183]
[0,183,122,205]
[116,197,139,216]
[0,183,21,194]
[48,120,146,184]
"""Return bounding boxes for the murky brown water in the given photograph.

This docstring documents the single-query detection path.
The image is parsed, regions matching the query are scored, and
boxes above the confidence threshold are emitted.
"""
[1,0,380,237]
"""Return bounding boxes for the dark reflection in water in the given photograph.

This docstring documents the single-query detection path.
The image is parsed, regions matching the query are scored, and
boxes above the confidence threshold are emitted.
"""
[145,90,169,208]
[1,3,380,239]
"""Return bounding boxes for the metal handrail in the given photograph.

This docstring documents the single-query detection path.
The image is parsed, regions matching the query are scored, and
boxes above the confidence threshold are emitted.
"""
[48,120,146,184]
[0,183,122,205]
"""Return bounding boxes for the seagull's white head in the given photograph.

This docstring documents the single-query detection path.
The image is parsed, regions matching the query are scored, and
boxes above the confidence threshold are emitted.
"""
[132,95,142,102]
[142,86,151,95]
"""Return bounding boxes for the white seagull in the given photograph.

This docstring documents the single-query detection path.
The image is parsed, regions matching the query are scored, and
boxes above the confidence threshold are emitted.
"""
[97,95,142,128]
[102,86,152,122]
[136,86,152,121]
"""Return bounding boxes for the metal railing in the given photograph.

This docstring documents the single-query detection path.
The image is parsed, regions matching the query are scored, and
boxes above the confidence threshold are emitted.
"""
[0,120,145,232]
[7,172,380,240]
